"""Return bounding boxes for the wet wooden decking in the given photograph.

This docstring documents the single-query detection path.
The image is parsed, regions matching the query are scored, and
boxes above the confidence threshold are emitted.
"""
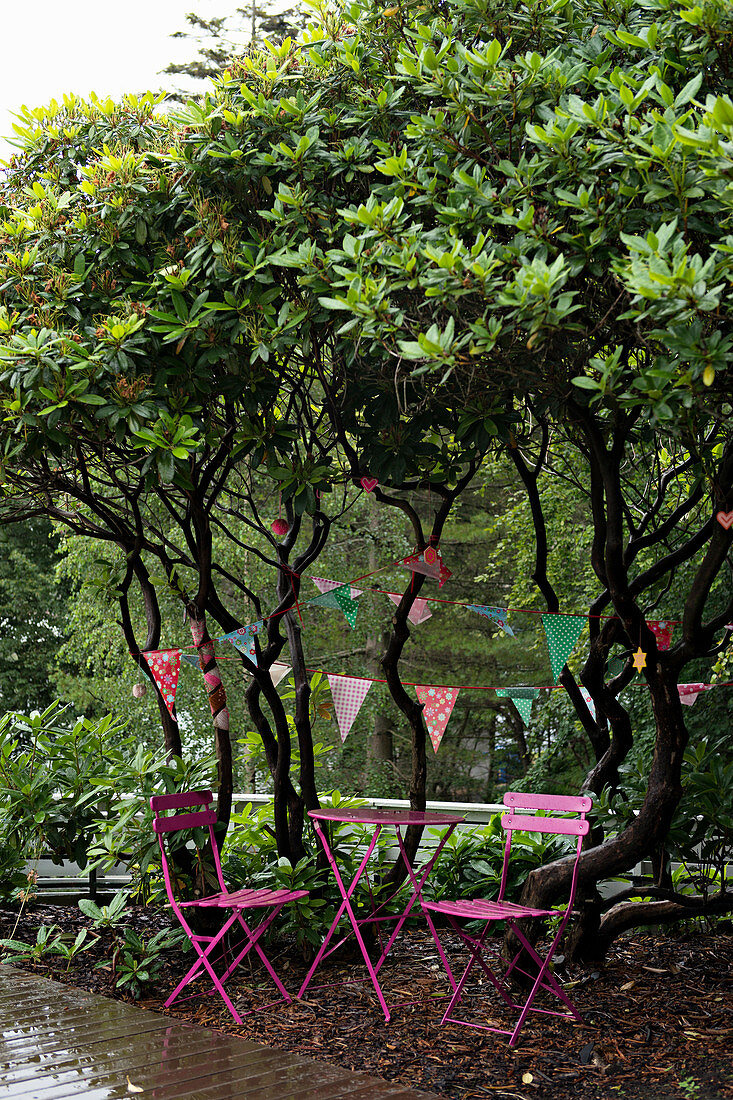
[0,966,438,1099]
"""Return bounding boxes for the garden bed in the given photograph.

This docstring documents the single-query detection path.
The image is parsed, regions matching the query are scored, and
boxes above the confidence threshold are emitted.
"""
[1,903,731,1100]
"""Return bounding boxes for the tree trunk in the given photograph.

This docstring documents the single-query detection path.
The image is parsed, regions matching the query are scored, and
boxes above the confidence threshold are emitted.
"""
[370,712,394,764]
[381,572,429,892]
[517,671,691,964]
[189,615,233,838]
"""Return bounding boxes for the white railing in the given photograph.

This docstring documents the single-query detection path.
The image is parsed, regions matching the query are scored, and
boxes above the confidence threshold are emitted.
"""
[32,793,505,898]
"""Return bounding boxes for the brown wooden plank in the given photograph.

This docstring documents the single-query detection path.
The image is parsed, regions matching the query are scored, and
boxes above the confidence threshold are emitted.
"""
[0,967,438,1100]
[0,1026,267,1086]
[0,1048,289,1099]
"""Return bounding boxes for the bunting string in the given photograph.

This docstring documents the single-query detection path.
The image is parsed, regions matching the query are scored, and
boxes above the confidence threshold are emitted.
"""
[133,555,731,740]
[134,554,688,658]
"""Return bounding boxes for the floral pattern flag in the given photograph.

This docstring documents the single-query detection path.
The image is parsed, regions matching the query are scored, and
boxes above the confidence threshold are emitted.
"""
[144,649,181,716]
[219,621,264,666]
[580,687,596,720]
[415,685,460,752]
[328,675,371,742]
[468,604,514,637]
[647,620,675,651]
[400,546,452,588]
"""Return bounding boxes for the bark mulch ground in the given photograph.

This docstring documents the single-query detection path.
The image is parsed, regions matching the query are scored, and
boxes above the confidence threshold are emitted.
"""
[1,902,731,1100]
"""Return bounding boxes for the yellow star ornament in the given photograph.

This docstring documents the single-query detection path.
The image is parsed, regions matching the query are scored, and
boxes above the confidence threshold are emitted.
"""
[632,647,647,672]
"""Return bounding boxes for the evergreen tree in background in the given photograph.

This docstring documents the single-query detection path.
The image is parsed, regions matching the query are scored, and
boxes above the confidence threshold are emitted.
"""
[162,6,306,101]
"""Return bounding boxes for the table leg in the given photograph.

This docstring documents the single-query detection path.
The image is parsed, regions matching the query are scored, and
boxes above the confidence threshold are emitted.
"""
[372,822,460,990]
[298,822,394,1021]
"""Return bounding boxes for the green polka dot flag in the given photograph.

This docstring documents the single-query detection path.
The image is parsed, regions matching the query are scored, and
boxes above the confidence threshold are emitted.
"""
[495,687,539,725]
[542,614,587,683]
[333,585,360,630]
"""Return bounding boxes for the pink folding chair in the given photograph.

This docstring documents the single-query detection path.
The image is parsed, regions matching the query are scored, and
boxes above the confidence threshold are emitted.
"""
[424,791,592,1046]
[151,790,308,1024]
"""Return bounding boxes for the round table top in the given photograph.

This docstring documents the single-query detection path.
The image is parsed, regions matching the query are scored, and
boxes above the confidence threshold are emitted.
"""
[308,806,464,827]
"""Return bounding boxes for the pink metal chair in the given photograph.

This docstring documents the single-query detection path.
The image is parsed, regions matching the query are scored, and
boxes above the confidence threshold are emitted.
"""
[151,790,308,1024]
[424,790,592,1046]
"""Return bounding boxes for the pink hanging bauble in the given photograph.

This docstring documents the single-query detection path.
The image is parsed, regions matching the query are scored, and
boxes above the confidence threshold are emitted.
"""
[132,683,147,699]
[271,518,289,537]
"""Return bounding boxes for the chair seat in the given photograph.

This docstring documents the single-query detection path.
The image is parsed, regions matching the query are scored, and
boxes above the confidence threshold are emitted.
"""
[180,887,309,909]
[423,897,557,921]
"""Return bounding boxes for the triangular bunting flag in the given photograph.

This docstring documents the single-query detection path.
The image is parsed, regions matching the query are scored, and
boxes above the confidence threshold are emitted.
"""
[180,653,201,668]
[400,546,452,587]
[387,593,432,624]
[496,687,539,725]
[310,590,342,609]
[332,585,360,629]
[235,658,290,684]
[219,621,264,666]
[415,685,459,752]
[580,687,596,720]
[647,620,675,651]
[468,604,514,637]
[327,675,371,742]
[144,649,181,717]
[270,662,291,686]
[678,683,706,706]
[311,576,363,602]
[542,614,587,682]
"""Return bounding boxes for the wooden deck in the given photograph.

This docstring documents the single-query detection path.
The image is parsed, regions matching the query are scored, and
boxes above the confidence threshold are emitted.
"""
[0,966,438,1099]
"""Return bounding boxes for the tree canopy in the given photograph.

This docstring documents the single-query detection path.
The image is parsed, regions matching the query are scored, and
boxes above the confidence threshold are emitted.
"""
[1,0,732,954]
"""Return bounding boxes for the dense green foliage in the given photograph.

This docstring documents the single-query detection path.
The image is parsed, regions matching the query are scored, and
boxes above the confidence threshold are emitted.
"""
[0,703,217,890]
[1,0,732,954]
[0,519,69,712]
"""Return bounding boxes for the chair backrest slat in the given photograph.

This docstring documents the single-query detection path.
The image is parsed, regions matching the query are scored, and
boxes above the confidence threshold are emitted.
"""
[497,790,592,904]
[150,790,229,912]
[503,791,592,813]
[153,808,217,834]
[151,790,213,812]
[501,813,589,837]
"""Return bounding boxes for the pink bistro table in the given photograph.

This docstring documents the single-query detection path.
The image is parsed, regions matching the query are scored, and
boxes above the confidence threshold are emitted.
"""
[298,806,464,1022]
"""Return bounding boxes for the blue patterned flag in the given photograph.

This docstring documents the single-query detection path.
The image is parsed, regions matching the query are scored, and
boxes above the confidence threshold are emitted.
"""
[218,621,264,666]
[468,604,514,637]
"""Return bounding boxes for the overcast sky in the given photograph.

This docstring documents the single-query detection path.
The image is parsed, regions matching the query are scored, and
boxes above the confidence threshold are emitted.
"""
[0,0,246,160]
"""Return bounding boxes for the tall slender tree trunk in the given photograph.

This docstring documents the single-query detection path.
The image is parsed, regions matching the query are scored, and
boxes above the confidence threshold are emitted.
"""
[189,614,233,836]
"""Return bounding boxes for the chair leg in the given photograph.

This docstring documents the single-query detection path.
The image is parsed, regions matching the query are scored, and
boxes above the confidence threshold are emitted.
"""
[503,921,582,1046]
[439,918,504,1025]
[222,908,292,1002]
[165,913,245,1024]
[423,910,459,992]
[439,918,583,1046]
